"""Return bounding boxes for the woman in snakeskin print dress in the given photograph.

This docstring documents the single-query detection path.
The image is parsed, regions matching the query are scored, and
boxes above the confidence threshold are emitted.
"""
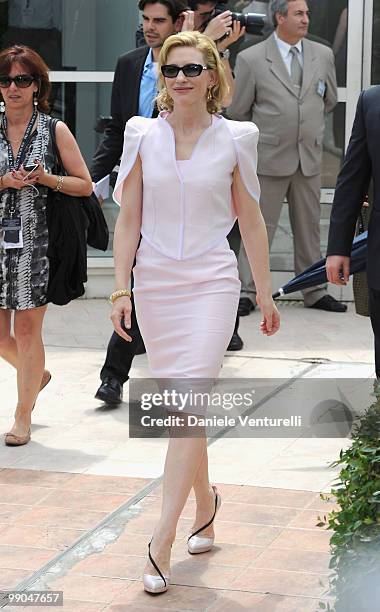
[0,46,92,446]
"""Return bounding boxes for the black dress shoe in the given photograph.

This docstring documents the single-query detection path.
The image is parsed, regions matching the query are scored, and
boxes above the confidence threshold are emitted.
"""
[227,332,244,351]
[238,297,255,317]
[309,295,347,313]
[95,377,123,404]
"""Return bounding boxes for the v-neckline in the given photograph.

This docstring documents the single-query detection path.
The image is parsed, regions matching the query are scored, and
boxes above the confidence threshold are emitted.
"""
[160,112,216,162]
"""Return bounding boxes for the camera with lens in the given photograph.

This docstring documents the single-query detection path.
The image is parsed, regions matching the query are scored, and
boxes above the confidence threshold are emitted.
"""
[206,1,267,37]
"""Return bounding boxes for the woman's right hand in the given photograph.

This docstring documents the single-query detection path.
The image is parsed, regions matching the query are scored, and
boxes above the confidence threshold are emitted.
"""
[256,294,280,337]
[1,171,37,190]
[110,295,133,342]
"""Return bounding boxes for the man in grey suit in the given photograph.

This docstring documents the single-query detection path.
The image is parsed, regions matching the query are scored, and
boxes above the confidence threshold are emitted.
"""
[228,0,347,313]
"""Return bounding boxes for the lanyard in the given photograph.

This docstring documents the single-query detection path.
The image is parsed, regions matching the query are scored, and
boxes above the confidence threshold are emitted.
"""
[2,109,37,171]
[2,109,37,216]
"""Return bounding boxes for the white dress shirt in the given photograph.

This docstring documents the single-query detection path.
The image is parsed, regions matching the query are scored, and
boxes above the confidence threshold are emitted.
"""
[274,31,303,76]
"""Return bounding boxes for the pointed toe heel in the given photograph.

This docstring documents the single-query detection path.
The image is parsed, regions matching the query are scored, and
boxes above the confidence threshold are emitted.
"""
[143,540,170,594]
[187,485,221,555]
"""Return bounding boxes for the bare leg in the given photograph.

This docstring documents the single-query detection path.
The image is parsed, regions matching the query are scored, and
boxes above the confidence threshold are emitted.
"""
[0,332,18,368]
[144,418,209,576]
[0,311,49,381]
[0,309,13,364]
[7,306,47,438]
[191,445,216,538]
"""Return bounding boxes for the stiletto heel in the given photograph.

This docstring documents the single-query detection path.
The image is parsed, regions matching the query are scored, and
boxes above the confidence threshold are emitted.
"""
[143,540,170,594]
[187,485,221,554]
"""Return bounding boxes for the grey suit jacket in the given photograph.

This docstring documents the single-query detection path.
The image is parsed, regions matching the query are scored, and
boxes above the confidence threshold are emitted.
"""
[227,33,338,177]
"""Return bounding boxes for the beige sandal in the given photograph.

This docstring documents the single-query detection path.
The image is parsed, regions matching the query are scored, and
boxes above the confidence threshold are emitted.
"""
[4,429,31,447]
[40,370,52,392]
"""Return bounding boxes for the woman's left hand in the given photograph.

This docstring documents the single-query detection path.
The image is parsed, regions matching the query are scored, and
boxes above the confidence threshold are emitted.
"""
[18,160,47,185]
[256,295,280,336]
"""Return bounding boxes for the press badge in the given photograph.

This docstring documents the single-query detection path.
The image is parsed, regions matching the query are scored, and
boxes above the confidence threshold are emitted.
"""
[2,216,23,249]
[317,79,326,97]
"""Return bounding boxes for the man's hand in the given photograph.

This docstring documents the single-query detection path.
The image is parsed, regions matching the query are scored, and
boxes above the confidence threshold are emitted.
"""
[180,10,195,32]
[204,10,233,41]
[326,255,350,285]
[217,20,245,51]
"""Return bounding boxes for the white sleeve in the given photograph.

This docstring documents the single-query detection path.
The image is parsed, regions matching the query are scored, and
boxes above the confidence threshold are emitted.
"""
[113,117,149,206]
[233,124,261,203]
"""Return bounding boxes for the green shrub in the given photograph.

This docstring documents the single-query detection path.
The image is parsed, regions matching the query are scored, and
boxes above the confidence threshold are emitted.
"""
[318,385,380,612]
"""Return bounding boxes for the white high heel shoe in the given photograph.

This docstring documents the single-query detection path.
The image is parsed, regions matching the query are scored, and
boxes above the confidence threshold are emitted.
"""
[143,540,170,594]
[187,485,221,554]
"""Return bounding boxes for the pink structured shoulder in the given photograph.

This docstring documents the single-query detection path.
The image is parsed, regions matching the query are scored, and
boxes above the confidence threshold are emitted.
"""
[222,117,261,203]
[113,116,155,206]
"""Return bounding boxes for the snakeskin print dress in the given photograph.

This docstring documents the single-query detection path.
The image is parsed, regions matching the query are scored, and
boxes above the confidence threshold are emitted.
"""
[0,113,55,310]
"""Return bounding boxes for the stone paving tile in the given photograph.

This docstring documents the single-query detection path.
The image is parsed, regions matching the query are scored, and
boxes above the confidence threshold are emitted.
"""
[60,474,149,493]
[12,505,109,530]
[217,501,301,527]
[207,591,320,611]
[0,568,31,590]
[71,553,146,580]
[45,574,130,603]
[230,567,327,598]
[0,483,53,505]
[0,468,75,487]
[0,545,54,571]
[227,485,316,508]
[0,503,33,523]
[110,581,220,609]
[0,524,86,550]
[35,489,128,513]
[249,547,331,574]
[268,527,331,553]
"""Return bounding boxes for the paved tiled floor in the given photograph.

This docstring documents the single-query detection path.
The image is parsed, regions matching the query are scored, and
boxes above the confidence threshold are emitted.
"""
[0,299,374,610]
[0,470,335,611]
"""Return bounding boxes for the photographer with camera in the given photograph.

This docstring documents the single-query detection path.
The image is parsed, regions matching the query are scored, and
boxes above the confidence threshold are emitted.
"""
[181,1,245,105]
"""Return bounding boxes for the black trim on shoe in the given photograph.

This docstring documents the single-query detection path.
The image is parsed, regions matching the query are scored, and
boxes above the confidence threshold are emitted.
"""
[188,489,219,542]
[148,540,167,587]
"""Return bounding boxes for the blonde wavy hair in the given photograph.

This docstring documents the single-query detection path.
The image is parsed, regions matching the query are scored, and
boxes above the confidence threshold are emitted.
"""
[156,31,229,114]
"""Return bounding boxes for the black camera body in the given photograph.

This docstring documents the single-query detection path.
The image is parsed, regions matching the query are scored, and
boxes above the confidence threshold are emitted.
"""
[212,3,266,36]
[203,0,267,36]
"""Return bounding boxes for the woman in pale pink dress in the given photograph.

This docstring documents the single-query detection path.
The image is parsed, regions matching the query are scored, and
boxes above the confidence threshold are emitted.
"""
[111,31,280,594]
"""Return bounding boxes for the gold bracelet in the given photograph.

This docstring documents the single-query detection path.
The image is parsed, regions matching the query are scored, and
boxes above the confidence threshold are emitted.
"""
[54,175,64,192]
[109,289,131,304]
[0,175,3,189]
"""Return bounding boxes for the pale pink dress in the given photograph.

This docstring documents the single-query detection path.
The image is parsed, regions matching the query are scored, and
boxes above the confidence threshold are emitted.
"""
[114,112,260,385]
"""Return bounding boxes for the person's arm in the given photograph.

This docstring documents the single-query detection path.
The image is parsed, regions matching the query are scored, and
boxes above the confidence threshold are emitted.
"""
[16,121,92,196]
[217,21,245,107]
[91,57,125,182]
[326,90,371,285]
[332,8,348,56]
[110,154,143,341]
[324,47,338,114]
[226,53,255,121]
[232,165,280,336]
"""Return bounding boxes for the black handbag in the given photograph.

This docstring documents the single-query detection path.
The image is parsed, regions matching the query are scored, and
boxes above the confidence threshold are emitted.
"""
[49,117,109,250]
[45,118,109,305]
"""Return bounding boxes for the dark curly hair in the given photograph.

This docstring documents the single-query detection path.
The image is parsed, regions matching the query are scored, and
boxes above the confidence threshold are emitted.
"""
[0,45,51,113]
[138,0,188,22]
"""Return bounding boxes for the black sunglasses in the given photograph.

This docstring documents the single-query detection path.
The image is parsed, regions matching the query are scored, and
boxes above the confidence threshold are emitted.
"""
[0,74,35,88]
[161,63,209,78]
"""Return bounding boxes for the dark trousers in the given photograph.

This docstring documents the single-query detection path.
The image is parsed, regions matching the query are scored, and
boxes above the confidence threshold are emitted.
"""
[369,288,380,378]
[100,292,144,384]
[100,224,242,384]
